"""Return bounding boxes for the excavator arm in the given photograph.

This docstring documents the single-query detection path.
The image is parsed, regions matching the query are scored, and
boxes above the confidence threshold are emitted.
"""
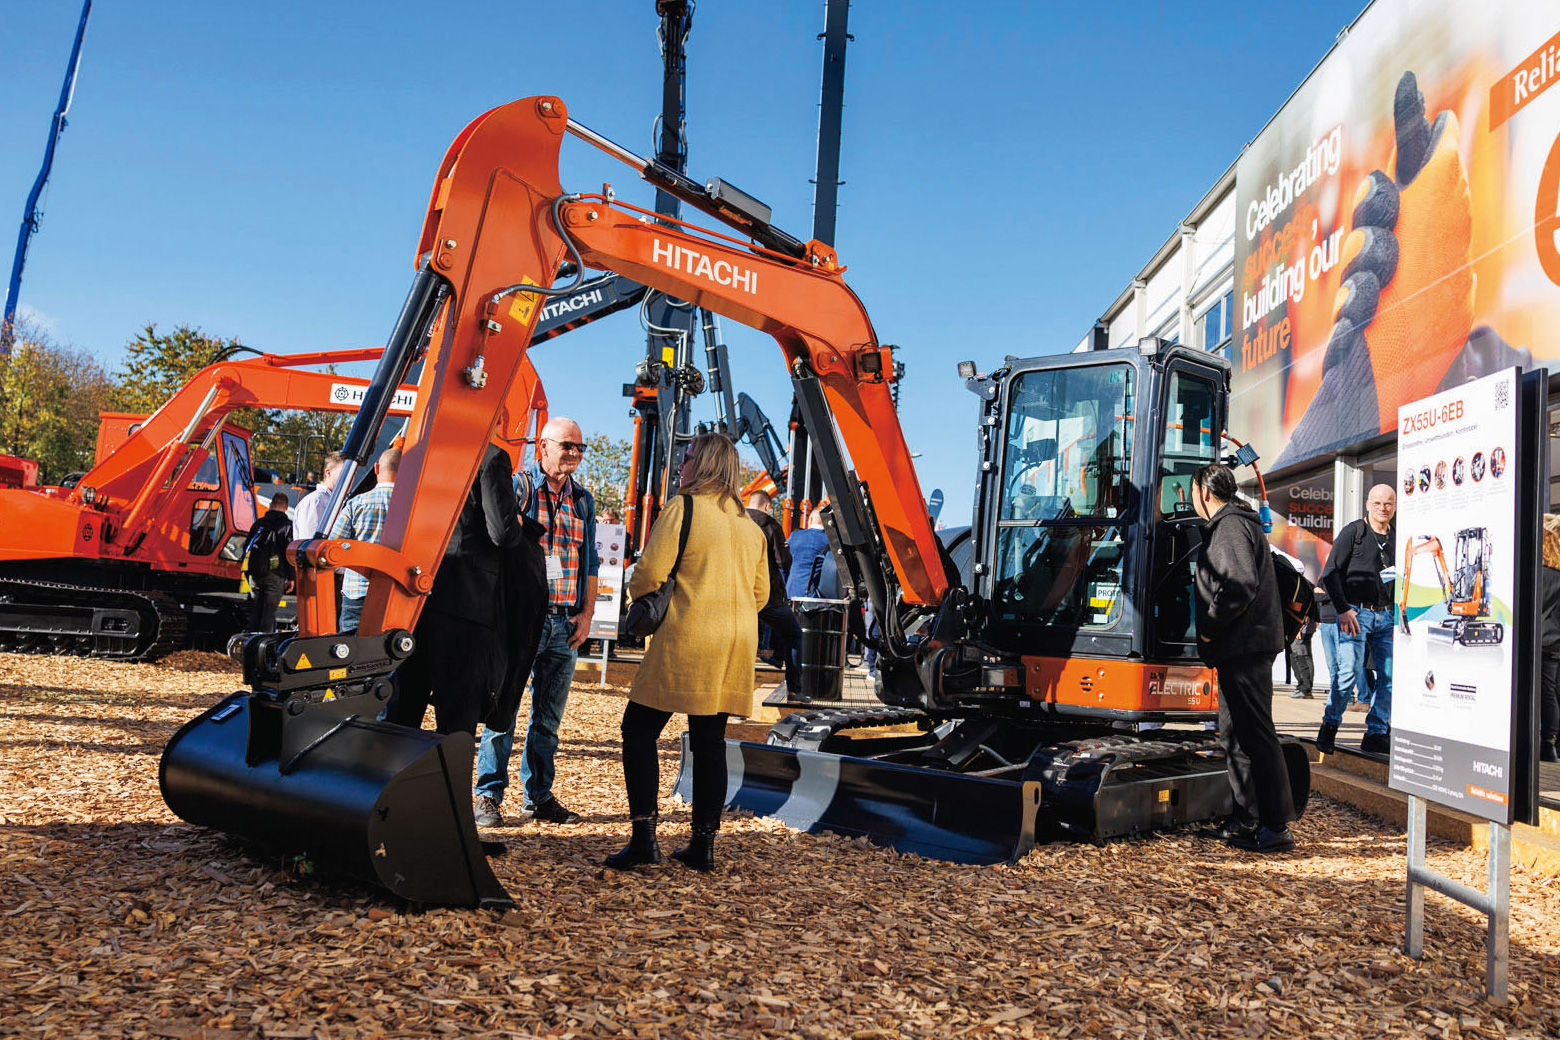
[309,95,945,645]
[66,347,543,563]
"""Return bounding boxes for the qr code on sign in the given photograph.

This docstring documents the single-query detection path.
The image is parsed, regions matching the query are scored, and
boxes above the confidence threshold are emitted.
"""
[1495,379,1511,410]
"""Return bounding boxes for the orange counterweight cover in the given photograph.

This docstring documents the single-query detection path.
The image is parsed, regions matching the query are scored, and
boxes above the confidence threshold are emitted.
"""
[1025,657,1219,715]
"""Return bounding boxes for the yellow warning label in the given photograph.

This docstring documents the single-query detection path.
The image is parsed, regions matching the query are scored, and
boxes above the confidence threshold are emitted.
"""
[1157,789,1171,803]
[507,277,540,325]
[329,667,347,680]
[295,652,313,670]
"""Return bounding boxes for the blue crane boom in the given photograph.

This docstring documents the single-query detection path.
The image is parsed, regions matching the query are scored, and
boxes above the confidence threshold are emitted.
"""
[2,0,93,356]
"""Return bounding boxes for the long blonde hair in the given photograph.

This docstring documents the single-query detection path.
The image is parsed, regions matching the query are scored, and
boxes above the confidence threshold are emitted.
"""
[678,433,743,511]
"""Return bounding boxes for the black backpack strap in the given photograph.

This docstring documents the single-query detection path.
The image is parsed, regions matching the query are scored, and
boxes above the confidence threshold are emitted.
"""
[665,494,694,582]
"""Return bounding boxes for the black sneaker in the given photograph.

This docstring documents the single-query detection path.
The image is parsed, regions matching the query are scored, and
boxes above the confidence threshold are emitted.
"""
[1360,731,1391,755]
[473,795,503,828]
[1227,825,1295,854]
[1196,817,1258,842]
[1542,741,1559,763]
[525,797,582,825]
[1315,723,1338,755]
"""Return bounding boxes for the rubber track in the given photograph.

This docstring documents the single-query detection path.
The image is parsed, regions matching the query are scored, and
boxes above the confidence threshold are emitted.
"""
[767,706,926,746]
[0,577,189,661]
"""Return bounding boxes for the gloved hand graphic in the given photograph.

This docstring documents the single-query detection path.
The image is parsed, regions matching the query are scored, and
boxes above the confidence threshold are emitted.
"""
[1277,72,1479,470]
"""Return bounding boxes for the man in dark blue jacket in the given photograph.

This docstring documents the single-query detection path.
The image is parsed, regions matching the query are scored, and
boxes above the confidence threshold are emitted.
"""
[1191,463,1296,853]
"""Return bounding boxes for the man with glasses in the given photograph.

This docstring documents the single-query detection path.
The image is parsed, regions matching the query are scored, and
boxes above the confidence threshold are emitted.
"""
[1316,484,1398,756]
[475,418,598,827]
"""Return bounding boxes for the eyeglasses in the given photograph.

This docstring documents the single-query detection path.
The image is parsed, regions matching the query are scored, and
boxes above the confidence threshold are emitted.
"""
[545,439,588,454]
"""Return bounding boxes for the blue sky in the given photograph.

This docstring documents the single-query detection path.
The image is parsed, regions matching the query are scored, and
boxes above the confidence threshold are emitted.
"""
[3,0,1366,523]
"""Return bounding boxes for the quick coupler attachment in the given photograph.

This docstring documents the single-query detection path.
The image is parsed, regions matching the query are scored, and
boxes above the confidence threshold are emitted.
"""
[160,629,512,909]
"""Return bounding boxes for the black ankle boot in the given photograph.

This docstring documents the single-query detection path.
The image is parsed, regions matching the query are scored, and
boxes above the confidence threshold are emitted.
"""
[671,824,718,872]
[603,814,662,869]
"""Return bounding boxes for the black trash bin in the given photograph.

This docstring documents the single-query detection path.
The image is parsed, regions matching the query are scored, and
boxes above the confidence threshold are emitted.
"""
[793,596,848,702]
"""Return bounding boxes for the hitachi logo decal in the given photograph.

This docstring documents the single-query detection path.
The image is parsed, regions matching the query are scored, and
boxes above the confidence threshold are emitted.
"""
[539,288,605,323]
[652,238,757,294]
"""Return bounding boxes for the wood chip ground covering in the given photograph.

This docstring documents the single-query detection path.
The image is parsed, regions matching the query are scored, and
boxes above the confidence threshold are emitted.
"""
[1,651,1557,1039]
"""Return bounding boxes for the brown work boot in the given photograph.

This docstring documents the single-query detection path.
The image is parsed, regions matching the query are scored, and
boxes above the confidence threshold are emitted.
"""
[474,795,503,828]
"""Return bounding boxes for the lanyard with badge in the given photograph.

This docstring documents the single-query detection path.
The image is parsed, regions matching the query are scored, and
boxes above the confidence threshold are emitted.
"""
[542,482,567,584]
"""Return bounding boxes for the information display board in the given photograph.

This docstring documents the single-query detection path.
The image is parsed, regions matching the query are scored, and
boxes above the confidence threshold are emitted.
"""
[1389,369,1519,822]
[589,522,627,641]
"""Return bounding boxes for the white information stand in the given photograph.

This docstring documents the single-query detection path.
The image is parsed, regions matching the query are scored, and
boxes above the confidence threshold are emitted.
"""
[581,522,626,687]
[1392,369,1520,1002]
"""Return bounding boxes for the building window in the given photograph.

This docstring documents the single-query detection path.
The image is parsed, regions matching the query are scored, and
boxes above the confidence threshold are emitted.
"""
[1197,291,1234,360]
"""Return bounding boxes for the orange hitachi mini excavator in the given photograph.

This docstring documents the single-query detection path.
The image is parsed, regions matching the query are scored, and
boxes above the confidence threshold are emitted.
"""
[1399,529,1505,646]
[0,347,545,659]
[159,96,1308,908]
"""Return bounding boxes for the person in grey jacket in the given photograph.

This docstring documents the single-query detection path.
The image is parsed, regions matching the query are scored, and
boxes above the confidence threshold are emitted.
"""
[1191,463,1296,854]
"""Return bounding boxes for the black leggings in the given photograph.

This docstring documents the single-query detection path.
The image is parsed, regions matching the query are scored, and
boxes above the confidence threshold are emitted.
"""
[621,700,727,830]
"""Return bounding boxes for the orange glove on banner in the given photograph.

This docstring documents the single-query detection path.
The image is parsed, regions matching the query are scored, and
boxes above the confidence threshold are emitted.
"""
[1276,72,1524,471]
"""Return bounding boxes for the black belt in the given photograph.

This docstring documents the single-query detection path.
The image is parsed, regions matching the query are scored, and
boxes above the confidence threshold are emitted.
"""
[547,605,574,616]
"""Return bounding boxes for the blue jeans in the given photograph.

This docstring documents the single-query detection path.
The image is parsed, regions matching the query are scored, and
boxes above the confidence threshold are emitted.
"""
[339,596,364,634]
[1319,623,1354,727]
[474,614,578,807]
[1323,608,1393,734]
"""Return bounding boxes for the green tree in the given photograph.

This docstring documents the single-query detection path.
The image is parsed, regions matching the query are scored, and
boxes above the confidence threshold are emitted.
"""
[253,407,352,483]
[0,322,114,482]
[114,323,248,413]
[579,434,632,516]
[113,322,272,454]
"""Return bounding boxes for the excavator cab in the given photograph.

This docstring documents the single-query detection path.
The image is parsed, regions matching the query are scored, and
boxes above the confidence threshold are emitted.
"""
[951,340,1228,715]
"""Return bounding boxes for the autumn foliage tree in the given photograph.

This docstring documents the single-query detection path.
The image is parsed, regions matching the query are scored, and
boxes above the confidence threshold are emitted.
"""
[0,321,114,481]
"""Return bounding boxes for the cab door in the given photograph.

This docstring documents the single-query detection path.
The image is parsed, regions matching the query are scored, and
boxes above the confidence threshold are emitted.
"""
[1145,358,1225,659]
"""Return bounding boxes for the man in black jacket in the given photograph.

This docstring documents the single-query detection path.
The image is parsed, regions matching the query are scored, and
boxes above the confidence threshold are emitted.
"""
[1316,484,1397,755]
[244,493,295,633]
[1191,463,1296,853]
[746,489,802,695]
[387,443,524,737]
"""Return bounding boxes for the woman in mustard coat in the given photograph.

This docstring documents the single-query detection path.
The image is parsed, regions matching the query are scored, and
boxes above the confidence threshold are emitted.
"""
[605,433,768,872]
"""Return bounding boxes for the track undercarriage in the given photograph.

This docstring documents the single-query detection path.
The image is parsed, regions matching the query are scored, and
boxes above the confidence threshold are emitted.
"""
[0,568,249,661]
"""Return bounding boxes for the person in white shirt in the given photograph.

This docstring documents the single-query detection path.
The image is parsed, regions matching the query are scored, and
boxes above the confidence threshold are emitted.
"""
[291,452,345,539]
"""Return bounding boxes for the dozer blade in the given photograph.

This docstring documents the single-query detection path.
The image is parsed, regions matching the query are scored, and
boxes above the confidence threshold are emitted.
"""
[160,692,511,910]
[676,732,1311,864]
[674,736,1042,865]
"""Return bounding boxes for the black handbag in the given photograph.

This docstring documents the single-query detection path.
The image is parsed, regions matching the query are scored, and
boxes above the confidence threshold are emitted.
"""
[620,494,693,639]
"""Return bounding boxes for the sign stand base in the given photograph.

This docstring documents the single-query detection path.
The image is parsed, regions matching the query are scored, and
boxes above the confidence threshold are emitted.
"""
[1405,794,1511,1002]
[577,639,613,688]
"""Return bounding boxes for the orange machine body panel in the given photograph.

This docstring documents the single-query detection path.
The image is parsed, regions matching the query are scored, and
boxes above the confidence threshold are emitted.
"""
[1025,656,1219,716]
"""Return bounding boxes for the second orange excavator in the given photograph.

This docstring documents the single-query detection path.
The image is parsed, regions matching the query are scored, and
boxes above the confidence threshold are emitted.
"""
[0,348,545,659]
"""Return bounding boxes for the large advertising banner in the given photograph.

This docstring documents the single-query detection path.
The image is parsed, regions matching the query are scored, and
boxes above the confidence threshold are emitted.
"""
[1389,369,1518,822]
[1232,0,1560,475]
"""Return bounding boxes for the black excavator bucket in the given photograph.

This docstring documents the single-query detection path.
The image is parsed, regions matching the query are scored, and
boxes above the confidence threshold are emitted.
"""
[160,689,511,909]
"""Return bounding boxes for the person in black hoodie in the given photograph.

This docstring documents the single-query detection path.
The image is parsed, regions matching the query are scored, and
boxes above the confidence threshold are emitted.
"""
[1190,463,1296,853]
[1540,515,1560,763]
[243,493,295,633]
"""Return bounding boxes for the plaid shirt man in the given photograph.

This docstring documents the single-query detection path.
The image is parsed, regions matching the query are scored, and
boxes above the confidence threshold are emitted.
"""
[329,481,395,600]
[517,463,599,612]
